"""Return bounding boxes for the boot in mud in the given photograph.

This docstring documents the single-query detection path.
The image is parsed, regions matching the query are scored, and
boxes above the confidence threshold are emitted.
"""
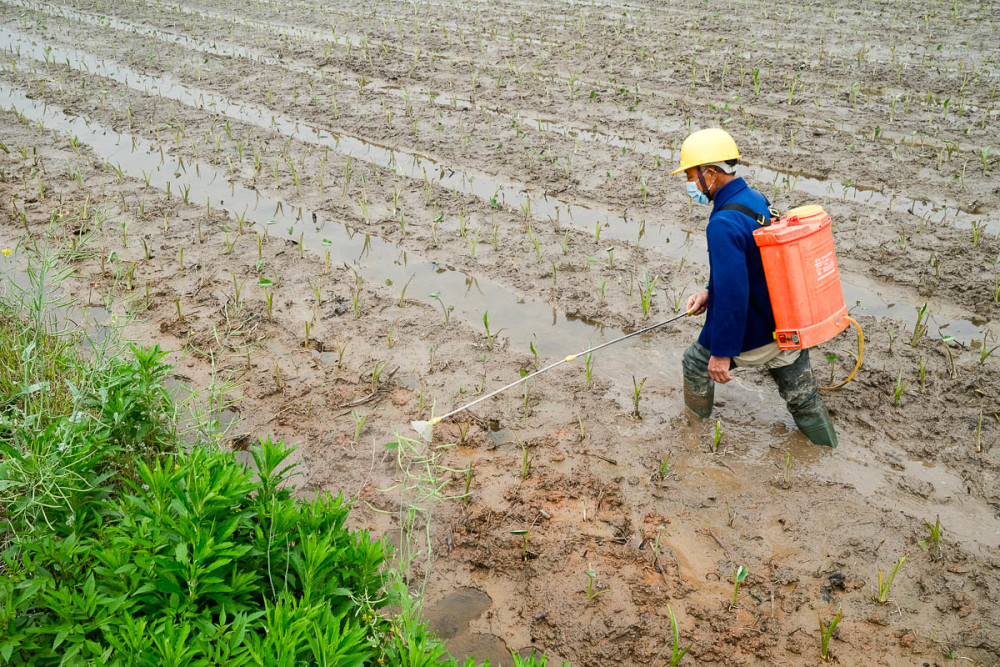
[683,379,715,419]
[768,349,838,448]
[791,404,838,448]
[682,343,715,419]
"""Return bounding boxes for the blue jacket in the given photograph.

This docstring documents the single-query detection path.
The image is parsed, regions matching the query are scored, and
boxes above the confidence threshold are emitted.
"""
[697,178,776,357]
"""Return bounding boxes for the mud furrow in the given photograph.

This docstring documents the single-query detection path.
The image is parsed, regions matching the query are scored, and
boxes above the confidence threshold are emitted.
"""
[11,0,995,235]
[31,0,997,168]
[4,23,998,339]
[6,26,999,344]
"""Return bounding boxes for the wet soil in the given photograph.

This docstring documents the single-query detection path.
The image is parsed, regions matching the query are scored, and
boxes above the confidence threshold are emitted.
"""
[1,0,998,664]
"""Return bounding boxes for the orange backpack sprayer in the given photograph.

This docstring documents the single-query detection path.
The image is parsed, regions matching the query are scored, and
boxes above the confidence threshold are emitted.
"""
[749,204,864,389]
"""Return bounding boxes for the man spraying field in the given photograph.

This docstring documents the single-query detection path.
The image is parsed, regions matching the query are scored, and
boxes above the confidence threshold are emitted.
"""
[673,128,837,448]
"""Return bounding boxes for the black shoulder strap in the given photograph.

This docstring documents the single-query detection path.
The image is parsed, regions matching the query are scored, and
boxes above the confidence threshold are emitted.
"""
[719,203,772,227]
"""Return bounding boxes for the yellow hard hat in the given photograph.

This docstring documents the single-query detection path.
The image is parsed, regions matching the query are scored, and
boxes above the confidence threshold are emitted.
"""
[670,128,741,175]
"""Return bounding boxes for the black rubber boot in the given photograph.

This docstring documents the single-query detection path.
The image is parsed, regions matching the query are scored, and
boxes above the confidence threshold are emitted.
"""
[682,343,715,419]
[683,379,715,419]
[768,350,838,448]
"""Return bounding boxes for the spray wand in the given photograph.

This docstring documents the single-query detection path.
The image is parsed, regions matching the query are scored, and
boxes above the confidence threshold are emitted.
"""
[411,310,692,441]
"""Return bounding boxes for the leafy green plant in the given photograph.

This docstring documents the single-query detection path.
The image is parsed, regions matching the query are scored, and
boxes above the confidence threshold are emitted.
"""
[463,459,473,506]
[259,277,275,319]
[371,361,386,395]
[351,271,364,319]
[819,608,842,661]
[667,605,692,665]
[874,554,907,603]
[467,228,479,257]
[584,352,594,388]
[711,419,724,453]
[322,239,333,274]
[638,273,658,319]
[584,564,609,600]
[483,310,495,349]
[85,342,177,461]
[658,452,671,479]
[308,279,323,307]
[387,319,397,349]
[826,353,838,385]
[731,565,748,608]
[595,277,607,306]
[520,368,532,415]
[979,331,1000,364]
[632,375,646,417]
[351,409,369,443]
[395,274,414,308]
[429,291,454,325]
[1,428,389,664]
[892,370,908,406]
[910,302,928,347]
[511,529,530,561]
[971,220,984,246]
[512,652,569,667]
[919,516,943,560]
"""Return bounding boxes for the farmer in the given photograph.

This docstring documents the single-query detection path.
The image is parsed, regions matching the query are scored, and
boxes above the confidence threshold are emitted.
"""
[673,128,837,447]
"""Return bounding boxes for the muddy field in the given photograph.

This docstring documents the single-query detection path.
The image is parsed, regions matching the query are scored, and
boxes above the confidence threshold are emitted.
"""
[1,0,998,663]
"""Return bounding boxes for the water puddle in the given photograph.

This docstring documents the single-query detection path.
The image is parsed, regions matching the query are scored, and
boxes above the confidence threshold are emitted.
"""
[12,1,994,239]
[661,401,1000,555]
[1,26,992,346]
[789,443,1000,552]
[425,587,491,638]
[424,587,509,666]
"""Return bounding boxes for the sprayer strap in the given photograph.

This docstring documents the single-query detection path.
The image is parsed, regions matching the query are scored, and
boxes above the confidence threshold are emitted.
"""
[719,203,771,227]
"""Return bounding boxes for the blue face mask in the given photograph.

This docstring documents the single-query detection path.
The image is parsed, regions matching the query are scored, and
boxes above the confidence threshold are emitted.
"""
[687,181,709,206]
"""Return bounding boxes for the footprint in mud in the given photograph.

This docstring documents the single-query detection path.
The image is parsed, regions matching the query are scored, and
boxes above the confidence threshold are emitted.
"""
[424,588,510,665]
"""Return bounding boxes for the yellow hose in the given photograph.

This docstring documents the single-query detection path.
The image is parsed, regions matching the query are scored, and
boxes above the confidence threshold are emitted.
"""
[820,316,864,391]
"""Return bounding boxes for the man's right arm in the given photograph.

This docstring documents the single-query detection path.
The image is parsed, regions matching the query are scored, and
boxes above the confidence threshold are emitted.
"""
[686,288,708,315]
